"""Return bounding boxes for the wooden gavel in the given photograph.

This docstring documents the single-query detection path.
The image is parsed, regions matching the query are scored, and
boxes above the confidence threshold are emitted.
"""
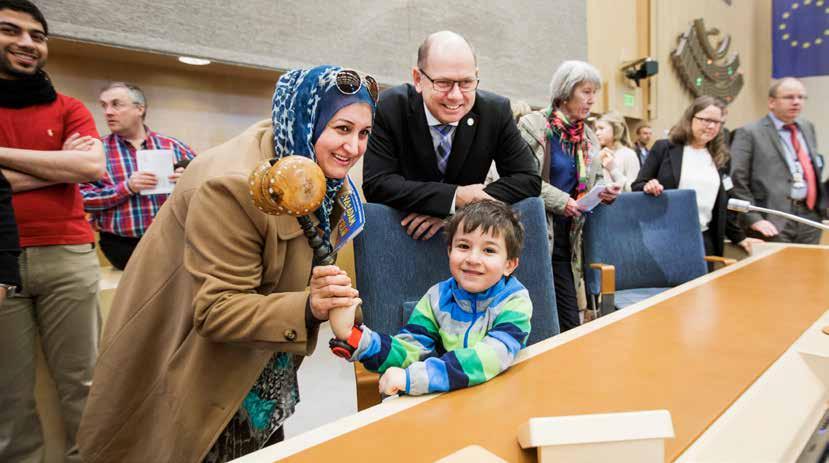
[249,155,355,339]
[249,156,334,265]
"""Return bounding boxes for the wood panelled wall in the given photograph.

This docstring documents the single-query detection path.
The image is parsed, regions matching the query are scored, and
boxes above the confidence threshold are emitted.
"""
[588,0,773,138]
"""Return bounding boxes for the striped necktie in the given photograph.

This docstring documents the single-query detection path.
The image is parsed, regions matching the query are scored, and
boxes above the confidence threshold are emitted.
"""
[433,124,453,175]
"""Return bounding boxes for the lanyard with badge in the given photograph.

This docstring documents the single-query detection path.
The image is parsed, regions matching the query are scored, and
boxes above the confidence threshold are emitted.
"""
[777,130,808,200]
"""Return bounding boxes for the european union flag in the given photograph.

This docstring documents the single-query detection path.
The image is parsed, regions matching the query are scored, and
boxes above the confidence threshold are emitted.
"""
[772,0,829,78]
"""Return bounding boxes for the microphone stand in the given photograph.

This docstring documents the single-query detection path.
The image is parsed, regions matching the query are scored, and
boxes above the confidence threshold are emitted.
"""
[727,199,829,232]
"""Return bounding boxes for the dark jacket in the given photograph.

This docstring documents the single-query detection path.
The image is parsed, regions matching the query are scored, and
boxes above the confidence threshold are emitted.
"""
[0,170,21,288]
[632,139,745,256]
[362,84,541,216]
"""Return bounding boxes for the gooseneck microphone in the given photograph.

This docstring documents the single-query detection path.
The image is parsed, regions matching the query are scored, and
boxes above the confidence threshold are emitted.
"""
[727,198,829,232]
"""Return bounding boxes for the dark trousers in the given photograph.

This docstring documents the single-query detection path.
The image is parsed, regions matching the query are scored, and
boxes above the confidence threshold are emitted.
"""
[552,217,580,332]
[702,229,716,272]
[98,231,141,270]
[775,202,823,244]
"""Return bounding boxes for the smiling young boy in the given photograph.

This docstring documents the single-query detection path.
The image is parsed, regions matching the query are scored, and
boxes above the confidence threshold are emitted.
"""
[331,199,532,396]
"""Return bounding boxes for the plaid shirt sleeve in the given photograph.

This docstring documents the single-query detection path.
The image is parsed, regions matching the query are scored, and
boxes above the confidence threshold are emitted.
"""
[80,171,133,211]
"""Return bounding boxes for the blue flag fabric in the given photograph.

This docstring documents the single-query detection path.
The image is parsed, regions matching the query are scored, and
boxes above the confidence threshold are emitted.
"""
[772,0,829,78]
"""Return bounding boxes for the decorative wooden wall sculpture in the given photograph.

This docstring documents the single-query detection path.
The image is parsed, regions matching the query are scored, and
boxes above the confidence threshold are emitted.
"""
[672,18,744,104]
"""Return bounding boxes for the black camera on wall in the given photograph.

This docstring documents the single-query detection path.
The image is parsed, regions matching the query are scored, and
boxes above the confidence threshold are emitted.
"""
[622,58,659,87]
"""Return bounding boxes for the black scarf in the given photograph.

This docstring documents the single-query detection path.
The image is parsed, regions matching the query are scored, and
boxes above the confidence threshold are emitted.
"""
[0,70,57,108]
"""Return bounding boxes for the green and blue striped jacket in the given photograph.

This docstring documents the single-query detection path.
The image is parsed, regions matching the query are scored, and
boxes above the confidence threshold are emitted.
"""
[352,275,532,395]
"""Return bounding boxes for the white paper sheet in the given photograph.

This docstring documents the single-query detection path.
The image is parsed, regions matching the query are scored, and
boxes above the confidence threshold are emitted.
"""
[576,181,607,212]
[136,149,174,195]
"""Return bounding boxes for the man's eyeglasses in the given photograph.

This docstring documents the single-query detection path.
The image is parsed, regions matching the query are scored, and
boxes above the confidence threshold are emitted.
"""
[774,95,808,102]
[418,68,479,93]
[335,69,379,104]
[693,116,724,127]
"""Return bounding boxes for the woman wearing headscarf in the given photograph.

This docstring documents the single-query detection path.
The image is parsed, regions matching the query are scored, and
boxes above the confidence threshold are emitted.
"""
[517,61,620,331]
[632,95,757,259]
[77,65,378,463]
[595,111,640,192]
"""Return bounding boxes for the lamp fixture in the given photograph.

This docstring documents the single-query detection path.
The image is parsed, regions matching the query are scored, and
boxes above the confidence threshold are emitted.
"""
[178,56,211,66]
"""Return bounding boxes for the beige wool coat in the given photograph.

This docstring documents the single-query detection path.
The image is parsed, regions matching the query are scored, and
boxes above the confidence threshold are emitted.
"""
[78,120,349,463]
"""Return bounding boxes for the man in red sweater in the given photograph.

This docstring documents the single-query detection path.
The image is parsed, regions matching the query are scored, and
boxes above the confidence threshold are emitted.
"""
[0,1,106,462]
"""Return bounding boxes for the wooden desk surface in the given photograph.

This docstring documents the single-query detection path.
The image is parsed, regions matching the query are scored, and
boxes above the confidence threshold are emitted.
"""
[275,247,829,462]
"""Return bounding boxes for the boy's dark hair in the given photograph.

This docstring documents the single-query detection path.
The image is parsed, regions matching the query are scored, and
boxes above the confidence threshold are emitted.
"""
[444,199,524,260]
[0,0,48,35]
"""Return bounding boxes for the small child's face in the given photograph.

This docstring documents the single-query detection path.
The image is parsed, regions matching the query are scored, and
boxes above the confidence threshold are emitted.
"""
[448,223,518,294]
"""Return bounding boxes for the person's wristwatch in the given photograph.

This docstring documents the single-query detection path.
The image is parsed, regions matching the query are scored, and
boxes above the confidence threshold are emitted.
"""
[0,283,17,298]
[329,326,363,359]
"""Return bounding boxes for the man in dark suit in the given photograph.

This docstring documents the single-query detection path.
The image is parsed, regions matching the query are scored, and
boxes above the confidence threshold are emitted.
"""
[730,78,827,244]
[632,124,652,166]
[362,31,541,240]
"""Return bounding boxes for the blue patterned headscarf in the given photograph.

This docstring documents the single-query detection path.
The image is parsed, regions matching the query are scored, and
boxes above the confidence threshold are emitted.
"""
[271,65,375,242]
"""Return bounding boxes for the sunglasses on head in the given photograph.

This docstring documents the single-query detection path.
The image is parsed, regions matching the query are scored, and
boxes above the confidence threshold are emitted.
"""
[335,69,379,104]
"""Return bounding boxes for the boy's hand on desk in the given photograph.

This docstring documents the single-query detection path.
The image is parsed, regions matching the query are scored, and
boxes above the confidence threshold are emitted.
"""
[378,367,406,396]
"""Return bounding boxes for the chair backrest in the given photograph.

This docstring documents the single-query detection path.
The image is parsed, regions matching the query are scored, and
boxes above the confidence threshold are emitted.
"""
[353,197,559,346]
[582,190,707,296]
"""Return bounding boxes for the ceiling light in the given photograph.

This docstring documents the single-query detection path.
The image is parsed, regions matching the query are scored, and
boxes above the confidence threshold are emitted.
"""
[178,56,211,66]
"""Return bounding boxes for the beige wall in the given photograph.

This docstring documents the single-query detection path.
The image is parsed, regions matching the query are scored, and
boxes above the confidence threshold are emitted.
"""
[39,0,586,107]
[801,76,829,181]
[587,0,649,118]
[588,0,773,138]
[46,42,276,153]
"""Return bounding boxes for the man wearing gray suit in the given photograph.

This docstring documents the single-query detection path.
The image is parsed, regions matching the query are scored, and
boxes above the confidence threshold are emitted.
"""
[730,78,827,244]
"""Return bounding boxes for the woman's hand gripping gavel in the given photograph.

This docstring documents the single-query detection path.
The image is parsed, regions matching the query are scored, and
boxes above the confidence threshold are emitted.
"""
[249,156,359,340]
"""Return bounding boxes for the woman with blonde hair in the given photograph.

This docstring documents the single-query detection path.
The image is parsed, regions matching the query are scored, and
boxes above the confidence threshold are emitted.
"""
[595,111,640,191]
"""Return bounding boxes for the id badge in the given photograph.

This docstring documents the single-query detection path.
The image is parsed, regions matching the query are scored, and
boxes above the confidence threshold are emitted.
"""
[790,173,807,200]
[722,175,733,191]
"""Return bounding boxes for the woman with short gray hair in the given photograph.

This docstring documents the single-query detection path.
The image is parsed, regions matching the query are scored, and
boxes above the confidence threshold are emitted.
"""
[517,60,620,331]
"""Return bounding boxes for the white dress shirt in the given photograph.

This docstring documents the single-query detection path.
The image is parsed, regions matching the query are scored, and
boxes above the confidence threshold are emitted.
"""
[679,145,720,232]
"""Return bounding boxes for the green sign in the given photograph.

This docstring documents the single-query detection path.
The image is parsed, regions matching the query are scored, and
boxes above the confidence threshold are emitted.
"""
[623,93,635,107]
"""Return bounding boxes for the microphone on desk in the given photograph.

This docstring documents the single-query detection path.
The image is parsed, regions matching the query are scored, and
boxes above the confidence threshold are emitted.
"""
[727,199,829,232]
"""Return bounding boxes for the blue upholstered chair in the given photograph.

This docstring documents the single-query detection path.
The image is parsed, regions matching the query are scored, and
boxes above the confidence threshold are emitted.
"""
[353,197,559,347]
[582,190,733,315]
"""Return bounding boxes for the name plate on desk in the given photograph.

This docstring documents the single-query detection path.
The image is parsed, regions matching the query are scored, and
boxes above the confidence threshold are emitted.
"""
[518,410,675,463]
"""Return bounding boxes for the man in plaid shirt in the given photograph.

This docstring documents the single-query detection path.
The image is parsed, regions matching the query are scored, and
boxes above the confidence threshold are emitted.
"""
[81,82,196,269]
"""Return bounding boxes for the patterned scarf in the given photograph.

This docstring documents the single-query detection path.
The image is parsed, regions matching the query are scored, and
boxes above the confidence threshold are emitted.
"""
[545,108,592,197]
[271,66,343,242]
[270,65,374,243]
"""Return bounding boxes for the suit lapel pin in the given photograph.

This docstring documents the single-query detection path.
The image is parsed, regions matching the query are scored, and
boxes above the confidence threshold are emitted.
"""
[467,118,474,127]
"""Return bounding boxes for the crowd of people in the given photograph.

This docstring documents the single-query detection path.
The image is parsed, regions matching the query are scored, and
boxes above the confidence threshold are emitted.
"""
[0,1,826,462]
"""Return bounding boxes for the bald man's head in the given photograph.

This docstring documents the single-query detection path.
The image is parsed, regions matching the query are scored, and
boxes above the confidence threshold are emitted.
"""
[412,31,479,124]
[417,31,477,70]
[768,77,807,124]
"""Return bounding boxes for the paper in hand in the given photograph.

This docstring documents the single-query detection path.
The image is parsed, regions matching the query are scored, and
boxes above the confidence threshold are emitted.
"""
[136,149,174,195]
[576,181,607,212]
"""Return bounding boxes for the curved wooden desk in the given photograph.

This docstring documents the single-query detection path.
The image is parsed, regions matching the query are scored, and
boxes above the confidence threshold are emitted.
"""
[236,245,829,462]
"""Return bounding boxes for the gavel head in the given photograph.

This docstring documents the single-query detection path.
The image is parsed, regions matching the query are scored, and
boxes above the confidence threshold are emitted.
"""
[249,156,326,216]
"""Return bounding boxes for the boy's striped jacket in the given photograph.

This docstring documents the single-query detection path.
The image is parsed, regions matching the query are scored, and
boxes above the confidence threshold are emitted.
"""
[352,275,532,395]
